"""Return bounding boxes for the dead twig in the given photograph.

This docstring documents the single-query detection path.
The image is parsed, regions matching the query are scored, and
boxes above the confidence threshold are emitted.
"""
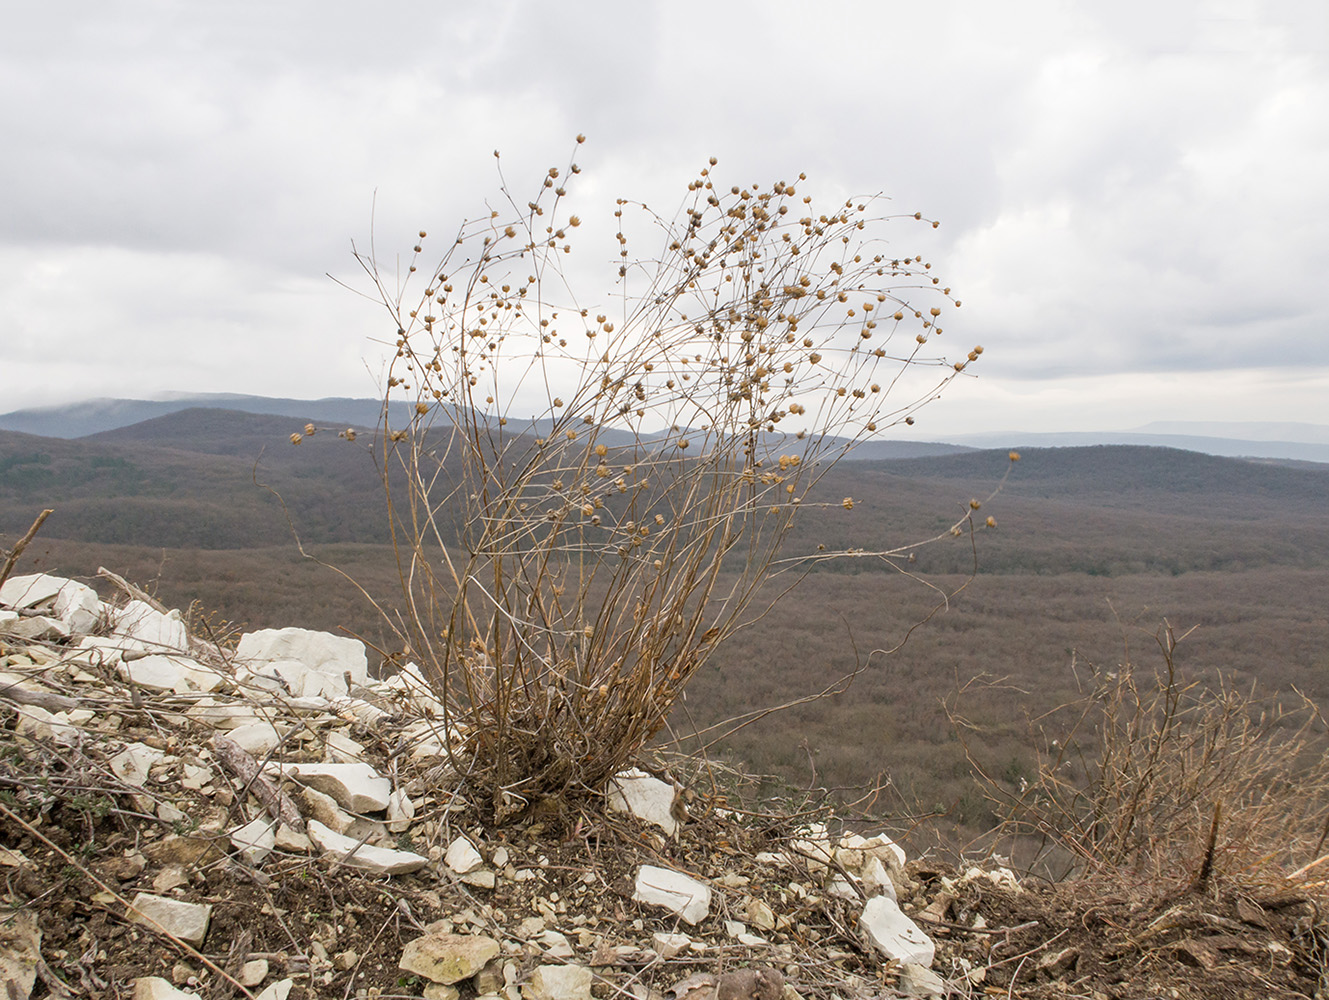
[0,509,53,589]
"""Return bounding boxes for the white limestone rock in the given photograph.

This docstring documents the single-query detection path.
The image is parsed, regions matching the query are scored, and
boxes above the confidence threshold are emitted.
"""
[230,818,277,865]
[0,614,68,642]
[255,980,293,1000]
[306,819,427,875]
[129,893,213,946]
[13,705,78,745]
[268,761,390,812]
[274,824,313,853]
[236,628,368,697]
[897,963,946,998]
[387,787,416,832]
[119,653,222,694]
[398,932,501,984]
[0,573,67,609]
[860,896,934,967]
[226,721,285,756]
[861,856,898,900]
[384,661,445,715]
[633,865,711,925]
[114,601,189,652]
[54,581,103,633]
[607,768,679,835]
[111,743,167,787]
[522,964,593,1000]
[1,574,103,634]
[322,730,365,763]
[0,909,40,1000]
[652,932,691,959]
[445,836,483,874]
[134,978,201,1000]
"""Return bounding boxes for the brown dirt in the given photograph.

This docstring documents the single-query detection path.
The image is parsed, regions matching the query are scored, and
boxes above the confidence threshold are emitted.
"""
[5,787,1329,999]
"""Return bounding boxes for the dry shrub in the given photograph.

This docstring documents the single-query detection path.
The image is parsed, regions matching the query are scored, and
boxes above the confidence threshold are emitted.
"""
[967,621,1329,894]
[334,140,990,822]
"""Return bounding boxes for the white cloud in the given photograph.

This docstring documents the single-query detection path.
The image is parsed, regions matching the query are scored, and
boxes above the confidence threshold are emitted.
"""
[1,0,1326,434]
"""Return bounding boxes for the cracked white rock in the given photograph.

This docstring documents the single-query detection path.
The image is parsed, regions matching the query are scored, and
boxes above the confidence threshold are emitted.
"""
[633,865,711,925]
[268,761,391,813]
[860,896,934,967]
[306,819,427,875]
[13,705,78,745]
[607,768,678,835]
[115,601,189,652]
[235,627,368,695]
[111,743,167,787]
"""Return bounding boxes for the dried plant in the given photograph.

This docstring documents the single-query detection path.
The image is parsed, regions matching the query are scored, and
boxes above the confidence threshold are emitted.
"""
[965,621,1329,893]
[332,139,988,821]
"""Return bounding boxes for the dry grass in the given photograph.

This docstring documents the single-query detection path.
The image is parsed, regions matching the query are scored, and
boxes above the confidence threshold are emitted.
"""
[310,140,995,822]
[960,620,1329,900]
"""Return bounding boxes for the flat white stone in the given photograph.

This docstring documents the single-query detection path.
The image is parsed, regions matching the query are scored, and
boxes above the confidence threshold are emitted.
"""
[236,628,367,685]
[537,930,574,959]
[269,762,390,813]
[384,662,445,715]
[120,654,222,694]
[0,614,68,641]
[632,865,711,925]
[306,820,427,875]
[158,801,188,824]
[0,573,67,609]
[227,722,285,756]
[111,743,167,787]
[445,836,483,874]
[607,768,678,835]
[652,932,691,959]
[860,896,934,967]
[69,635,127,667]
[898,963,946,998]
[129,893,213,946]
[230,818,277,865]
[398,932,501,984]
[133,977,201,1000]
[13,705,77,745]
[254,980,293,1000]
[274,824,313,852]
[322,730,365,762]
[0,574,103,633]
[522,964,593,1000]
[239,958,269,986]
[858,833,908,867]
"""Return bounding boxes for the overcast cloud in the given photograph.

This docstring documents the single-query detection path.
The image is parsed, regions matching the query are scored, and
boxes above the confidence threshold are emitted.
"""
[2,1,1326,436]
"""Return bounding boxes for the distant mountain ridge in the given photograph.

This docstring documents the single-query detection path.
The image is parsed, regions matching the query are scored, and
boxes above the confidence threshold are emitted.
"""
[1,394,1325,464]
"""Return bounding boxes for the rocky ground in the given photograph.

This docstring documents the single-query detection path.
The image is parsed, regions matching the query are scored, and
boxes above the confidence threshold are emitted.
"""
[2,571,1328,1000]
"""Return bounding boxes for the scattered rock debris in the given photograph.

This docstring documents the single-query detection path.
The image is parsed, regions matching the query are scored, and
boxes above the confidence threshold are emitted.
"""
[1,570,1327,999]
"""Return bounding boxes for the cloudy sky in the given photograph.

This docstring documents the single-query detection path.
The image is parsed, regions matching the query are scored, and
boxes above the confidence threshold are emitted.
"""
[2,1,1325,437]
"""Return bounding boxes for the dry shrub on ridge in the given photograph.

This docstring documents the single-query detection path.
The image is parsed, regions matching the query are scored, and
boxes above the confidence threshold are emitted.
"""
[306,139,1008,822]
